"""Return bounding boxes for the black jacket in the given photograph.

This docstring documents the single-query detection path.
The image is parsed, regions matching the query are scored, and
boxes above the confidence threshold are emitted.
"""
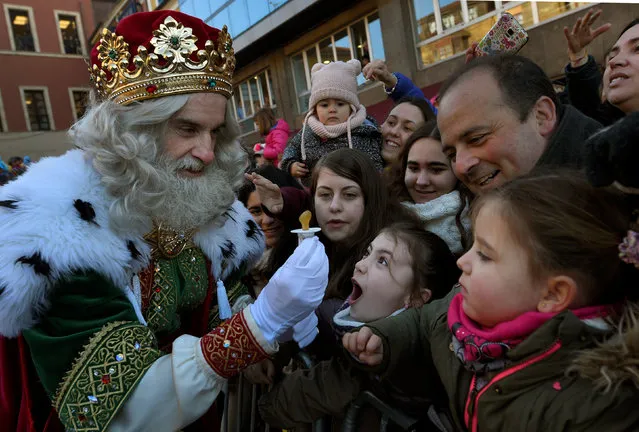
[535,104,603,170]
[564,56,624,126]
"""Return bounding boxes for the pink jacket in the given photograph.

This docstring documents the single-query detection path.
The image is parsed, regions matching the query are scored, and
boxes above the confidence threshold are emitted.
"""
[263,119,290,161]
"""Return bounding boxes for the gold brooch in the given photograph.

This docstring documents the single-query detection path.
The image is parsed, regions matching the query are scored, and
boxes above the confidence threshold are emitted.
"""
[144,223,197,259]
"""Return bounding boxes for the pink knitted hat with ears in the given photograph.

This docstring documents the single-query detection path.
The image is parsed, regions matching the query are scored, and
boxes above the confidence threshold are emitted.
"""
[308,59,361,110]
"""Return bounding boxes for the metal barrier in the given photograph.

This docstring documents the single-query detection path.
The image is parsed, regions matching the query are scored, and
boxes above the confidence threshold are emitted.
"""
[341,391,453,432]
[341,391,421,432]
[223,350,330,432]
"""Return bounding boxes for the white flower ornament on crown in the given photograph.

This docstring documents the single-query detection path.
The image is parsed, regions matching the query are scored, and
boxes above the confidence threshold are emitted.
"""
[90,14,236,105]
[150,16,198,63]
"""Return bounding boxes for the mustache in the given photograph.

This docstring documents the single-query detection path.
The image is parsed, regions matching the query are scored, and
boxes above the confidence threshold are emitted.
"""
[156,154,207,173]
[175,156,205,172]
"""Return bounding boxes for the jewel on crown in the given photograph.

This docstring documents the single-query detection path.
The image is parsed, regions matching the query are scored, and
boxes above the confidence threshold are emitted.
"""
[89,15,236,105]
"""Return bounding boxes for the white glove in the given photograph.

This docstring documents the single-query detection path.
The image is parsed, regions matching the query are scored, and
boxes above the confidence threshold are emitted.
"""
[293,312,319,348]
[250,237,328,343]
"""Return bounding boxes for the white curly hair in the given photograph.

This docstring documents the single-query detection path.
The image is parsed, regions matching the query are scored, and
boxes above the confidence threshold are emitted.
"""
[70,92,246,235]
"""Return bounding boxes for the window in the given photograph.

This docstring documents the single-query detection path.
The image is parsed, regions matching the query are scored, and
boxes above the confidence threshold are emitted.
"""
[289,11,385,113]
[55,11,85,55]
[412,1,588,68]
[69,89,89,122]
[231,69,276,135]
[4,5,38,52]
[179,0,292,38]
[21,88,54,132]
[290,53,309,116]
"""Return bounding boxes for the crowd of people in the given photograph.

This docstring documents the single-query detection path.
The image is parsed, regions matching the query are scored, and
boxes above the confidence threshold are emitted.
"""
[242,7,639,431]
[1,7,639,432]
[0,155,30,185]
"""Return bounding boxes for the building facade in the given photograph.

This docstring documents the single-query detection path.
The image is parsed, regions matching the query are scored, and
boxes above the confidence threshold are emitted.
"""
[0,0,151,160]
[0,0,95,135]
[155,0,639,151]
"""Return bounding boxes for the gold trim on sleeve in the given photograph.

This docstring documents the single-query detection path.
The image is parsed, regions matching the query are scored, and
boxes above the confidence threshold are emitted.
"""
[53,321,162,431]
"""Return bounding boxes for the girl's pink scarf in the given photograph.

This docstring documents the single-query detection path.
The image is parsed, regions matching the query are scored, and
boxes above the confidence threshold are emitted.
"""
[447,292,612,363]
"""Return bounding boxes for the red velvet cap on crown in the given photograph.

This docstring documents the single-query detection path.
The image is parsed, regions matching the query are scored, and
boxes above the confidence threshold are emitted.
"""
[89,10,235,105]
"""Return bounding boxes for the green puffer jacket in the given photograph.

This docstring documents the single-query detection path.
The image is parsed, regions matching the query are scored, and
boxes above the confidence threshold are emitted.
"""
[366,289,639,432]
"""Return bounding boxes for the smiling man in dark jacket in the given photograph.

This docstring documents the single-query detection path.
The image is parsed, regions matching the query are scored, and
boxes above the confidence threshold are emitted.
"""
[437,54,602,194]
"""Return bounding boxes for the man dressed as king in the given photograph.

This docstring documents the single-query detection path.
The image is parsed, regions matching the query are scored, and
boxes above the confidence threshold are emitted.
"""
[0,10,328,432]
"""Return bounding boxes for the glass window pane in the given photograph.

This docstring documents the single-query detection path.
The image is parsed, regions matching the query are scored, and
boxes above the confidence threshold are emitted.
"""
[58,14,82,55]
[227,1,251,37]
[249,76,262,112]
[291,53,308,96]
[414,0,437,42]
[334,29,351,63]
[418,15,496,66]
[506,2,535,28]
[9,9,35,51]
[367,12,385,60]
[179,0,211,20]
[537,2,587,22]
[210,8,230,36]
[24,91,50,131]
[318,37,334,64]
[267,70,277,106]
[268,0,290,11]
[439,0,464,30]
[350,20,368,63]
[259,72,272,107]
[208,0,229,13]
[467,1,496,21]
[240,82,253,116]
[305,46,319,72]
[350,20,368,86]
[72,91,88,120]
[248,0,270,27]
[233,89,245,120]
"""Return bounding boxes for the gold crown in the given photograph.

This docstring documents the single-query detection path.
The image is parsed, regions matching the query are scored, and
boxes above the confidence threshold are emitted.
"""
[90,16,236,105]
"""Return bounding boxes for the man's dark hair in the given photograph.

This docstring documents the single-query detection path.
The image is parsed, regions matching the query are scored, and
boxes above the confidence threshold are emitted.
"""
[438,54,559,122]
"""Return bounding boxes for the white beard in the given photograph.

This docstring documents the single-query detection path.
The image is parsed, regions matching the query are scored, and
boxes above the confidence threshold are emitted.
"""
[151,153,235,231]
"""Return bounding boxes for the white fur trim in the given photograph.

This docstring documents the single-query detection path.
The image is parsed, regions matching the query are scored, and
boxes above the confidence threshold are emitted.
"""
[0,150,264,337]
[0,150,150,337]
[194,199,264,281]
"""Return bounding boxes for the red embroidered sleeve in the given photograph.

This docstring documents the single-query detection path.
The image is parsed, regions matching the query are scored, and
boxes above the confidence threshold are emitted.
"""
[199,310,269,379]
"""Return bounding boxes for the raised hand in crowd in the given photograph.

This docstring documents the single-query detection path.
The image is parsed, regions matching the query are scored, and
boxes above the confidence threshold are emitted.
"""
[243,359,276,386]
[362,59,398,89]
[342,326,384,366]
[245,172,285,214]
[464,41,479,63]
[290,161,309,179]
[563,8,611,67]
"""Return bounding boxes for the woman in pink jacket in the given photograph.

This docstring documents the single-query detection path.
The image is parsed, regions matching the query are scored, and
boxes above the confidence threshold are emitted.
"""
[254,108,290,165]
